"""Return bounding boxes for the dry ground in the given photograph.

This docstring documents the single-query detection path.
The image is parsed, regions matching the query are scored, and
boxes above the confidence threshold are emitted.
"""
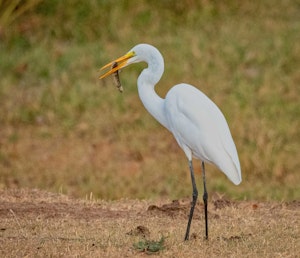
[0,188,299,257]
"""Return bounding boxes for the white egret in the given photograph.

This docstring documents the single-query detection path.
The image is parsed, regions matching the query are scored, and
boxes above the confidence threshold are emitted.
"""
[100,44,242,240]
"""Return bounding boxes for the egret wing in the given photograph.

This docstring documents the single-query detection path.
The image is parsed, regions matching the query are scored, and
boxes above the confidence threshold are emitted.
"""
[165,84,241,185]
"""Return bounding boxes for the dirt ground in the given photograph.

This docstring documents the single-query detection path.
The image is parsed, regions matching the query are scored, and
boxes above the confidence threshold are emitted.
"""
[0,188,299,257]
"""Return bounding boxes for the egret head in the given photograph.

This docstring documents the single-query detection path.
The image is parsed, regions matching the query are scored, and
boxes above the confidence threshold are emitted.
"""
[99,44,163,80]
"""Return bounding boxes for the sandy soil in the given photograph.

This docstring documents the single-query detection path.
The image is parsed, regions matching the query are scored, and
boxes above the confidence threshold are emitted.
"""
[0,188,299,257]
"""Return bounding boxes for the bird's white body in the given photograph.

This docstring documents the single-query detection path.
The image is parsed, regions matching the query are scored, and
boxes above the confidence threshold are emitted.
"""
[164,84,241,185]
[133,44,241,185]
[100,43,242,240]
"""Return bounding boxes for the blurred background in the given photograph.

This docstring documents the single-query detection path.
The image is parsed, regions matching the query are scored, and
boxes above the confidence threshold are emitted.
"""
[0,0,299,200]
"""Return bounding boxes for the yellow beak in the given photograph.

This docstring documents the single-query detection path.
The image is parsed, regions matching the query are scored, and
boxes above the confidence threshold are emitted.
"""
[99,51,135,79]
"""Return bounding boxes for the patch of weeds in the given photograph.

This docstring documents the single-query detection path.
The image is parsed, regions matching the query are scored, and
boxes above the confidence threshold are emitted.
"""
[133,236,166,254]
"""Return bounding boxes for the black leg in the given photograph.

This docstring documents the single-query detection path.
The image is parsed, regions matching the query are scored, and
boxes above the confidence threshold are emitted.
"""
[184,160,198,241]
[202,161,208,240]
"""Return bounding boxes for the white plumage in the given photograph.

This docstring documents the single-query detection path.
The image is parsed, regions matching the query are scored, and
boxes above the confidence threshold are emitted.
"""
[100,43,242,240]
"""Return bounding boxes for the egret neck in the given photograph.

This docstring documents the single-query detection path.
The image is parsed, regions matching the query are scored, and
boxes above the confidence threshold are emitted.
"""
[136,53,170,131]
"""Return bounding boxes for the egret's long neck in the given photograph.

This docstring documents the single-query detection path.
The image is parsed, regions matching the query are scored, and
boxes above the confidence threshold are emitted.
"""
[137,60,170,131]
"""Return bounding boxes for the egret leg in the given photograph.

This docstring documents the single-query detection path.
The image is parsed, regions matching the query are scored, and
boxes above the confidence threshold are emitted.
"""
[202,161,208,240]
[184,160,198,241]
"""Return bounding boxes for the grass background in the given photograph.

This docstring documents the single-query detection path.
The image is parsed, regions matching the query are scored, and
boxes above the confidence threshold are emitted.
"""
[0,0,299,201]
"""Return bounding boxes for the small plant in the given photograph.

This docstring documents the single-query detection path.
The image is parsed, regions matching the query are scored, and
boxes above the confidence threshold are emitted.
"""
[133,236,166,254]
[0,0,42,29]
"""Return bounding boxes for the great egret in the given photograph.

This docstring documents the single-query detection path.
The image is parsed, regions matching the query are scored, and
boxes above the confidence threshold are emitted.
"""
[100,44,242,240]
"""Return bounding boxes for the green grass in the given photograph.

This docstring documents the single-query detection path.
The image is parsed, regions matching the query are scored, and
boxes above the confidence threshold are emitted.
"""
[0,0,299,201]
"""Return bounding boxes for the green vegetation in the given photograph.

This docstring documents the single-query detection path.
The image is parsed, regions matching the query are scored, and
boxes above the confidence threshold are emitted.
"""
[0,0,42,30]
[133,236,166,254]
[0,0,299,200]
